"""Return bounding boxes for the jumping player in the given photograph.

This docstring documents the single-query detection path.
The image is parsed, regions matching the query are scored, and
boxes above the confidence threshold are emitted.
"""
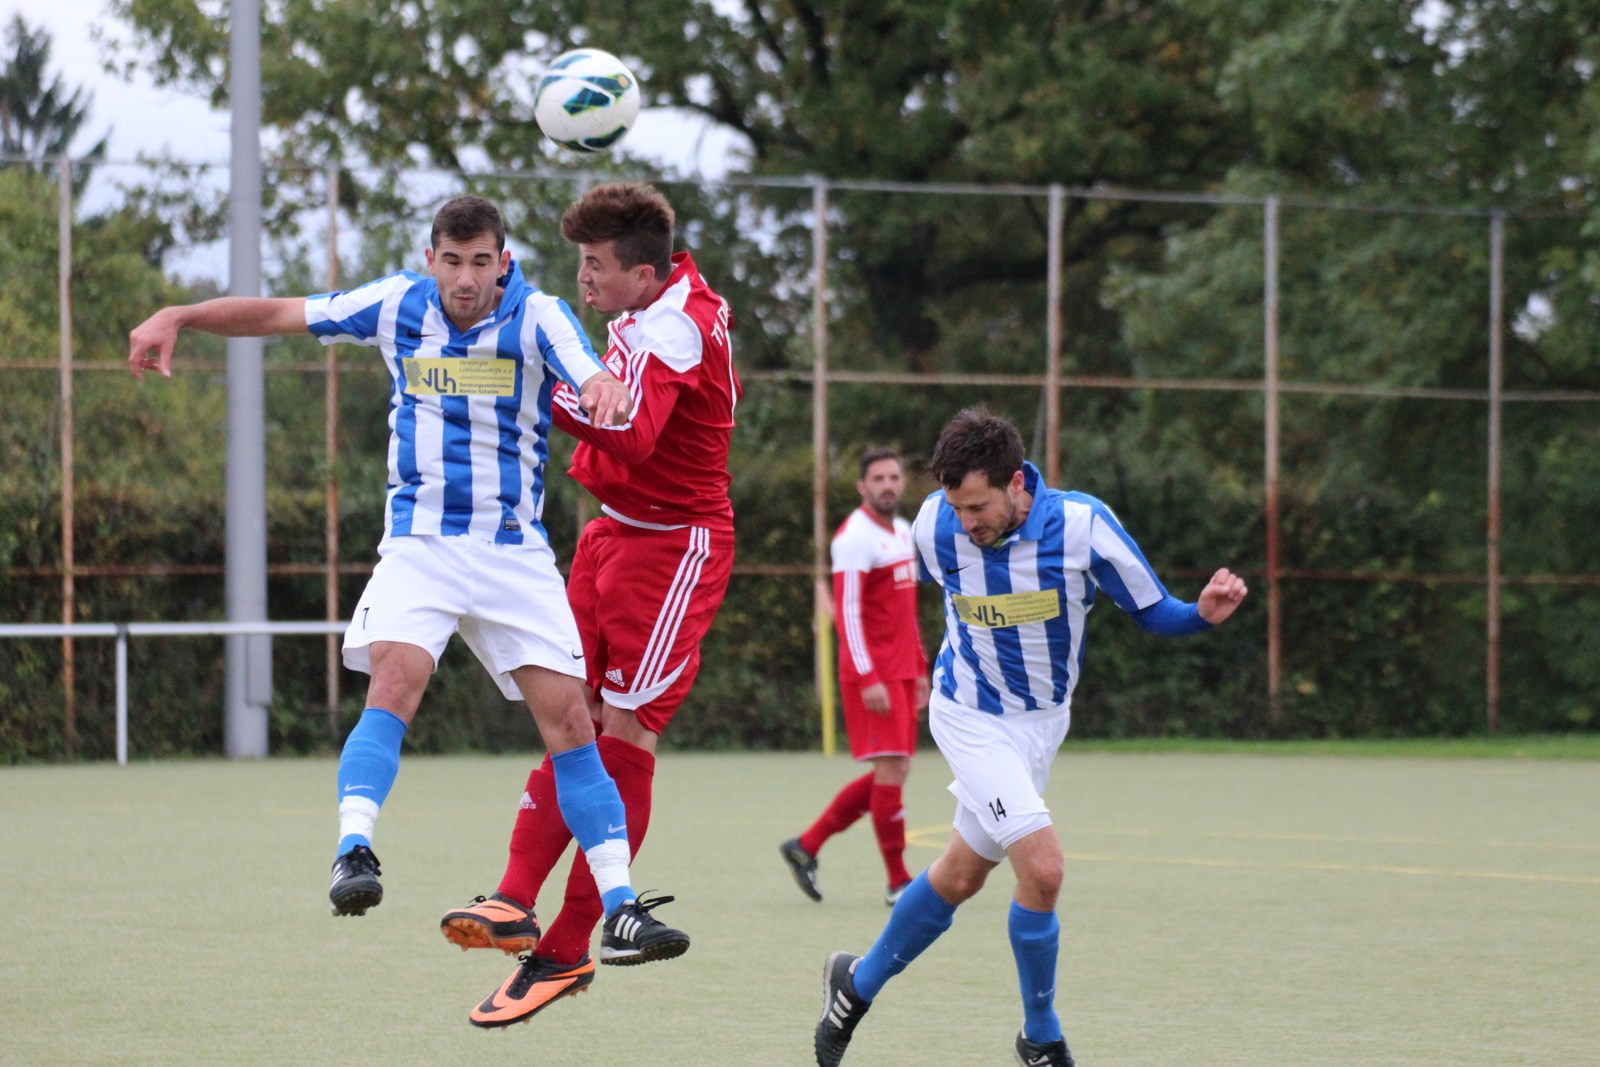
[126,197,685,963]
[440,182,740,1028]
[812,407,1248,1067]
[782,447,929,905]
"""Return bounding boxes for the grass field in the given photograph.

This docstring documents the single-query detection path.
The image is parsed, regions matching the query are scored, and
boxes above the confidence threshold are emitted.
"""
[2,747,1597,1066]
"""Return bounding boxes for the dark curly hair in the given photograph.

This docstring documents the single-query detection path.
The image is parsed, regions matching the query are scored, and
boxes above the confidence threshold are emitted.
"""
[928,406,1024,490]
[560,181,675,278]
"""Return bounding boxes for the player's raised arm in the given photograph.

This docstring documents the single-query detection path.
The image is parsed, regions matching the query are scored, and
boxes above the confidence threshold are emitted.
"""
[128,297,310,381]
[577,369,633,427]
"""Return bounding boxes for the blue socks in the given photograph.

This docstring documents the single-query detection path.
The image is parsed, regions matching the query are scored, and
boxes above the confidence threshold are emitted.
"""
[335,707,407,856]
[853,871,956,1000]
[1009,900,1063,1044]
[850,872,1063,1048]
[550,742,633,915]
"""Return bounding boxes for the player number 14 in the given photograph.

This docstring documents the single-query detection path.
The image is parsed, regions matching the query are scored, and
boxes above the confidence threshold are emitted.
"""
[988,797,1007,820]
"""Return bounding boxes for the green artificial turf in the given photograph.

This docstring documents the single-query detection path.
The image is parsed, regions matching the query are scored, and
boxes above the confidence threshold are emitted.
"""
[1,747,1595,1066]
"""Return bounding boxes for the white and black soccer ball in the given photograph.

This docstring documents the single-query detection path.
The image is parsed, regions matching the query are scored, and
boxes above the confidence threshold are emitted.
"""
[533,49,641,153]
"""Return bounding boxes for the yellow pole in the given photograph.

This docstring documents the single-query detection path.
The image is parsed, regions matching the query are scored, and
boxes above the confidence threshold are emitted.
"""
[811,179,836,756]
[817,579,836,756]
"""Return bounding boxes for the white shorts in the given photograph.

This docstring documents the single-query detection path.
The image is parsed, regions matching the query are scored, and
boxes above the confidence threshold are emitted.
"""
[929,690,1071,863]
[343,534,585,700]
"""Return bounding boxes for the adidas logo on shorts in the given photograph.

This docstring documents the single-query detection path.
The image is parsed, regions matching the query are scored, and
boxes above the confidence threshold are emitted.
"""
[518,791,537,811]
[605,668,625,686]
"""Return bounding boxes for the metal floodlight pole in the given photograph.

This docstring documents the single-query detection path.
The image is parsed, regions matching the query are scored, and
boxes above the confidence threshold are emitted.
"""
[225,0,271,757]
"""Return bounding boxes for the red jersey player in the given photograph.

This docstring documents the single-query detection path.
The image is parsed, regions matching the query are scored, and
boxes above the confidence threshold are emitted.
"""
[782,447,930,905]
[440,182,740,1027]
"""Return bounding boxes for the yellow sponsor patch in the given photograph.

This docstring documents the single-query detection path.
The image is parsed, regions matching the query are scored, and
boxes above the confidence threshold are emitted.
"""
[403,358,516,397]
[952,589,1061,629]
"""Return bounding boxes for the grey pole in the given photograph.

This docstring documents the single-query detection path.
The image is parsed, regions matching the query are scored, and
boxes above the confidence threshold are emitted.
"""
[226,0,271,757]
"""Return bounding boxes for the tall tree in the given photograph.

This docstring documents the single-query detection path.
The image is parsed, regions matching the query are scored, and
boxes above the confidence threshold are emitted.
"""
[0,15,107,161]
[87,0,1600,739]
[99,0,1263,366]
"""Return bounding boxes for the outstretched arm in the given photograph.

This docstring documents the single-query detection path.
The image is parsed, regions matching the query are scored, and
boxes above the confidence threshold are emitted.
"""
[1197,567,1249,624]
[1124,567,1249,634]
[128,297,309,381]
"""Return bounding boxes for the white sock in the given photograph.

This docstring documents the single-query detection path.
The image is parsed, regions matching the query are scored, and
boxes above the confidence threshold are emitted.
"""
[584,838,632,904]
[338,796,380,846]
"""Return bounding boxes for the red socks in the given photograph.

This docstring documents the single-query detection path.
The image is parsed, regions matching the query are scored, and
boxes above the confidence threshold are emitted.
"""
[800,773,911,889]
[870,781,911,889]
[495,754,566,907]
[799,771,873,857]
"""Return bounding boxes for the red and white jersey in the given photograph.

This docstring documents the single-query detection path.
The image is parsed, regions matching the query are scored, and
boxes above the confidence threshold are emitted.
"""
[553,252,740,530]
[831,507,927,686]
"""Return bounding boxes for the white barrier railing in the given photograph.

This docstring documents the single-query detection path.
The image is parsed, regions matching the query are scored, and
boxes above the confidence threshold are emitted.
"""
[0,621,346,765]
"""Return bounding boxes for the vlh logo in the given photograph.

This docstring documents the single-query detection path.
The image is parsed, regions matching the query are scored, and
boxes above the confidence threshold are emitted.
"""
[416,365,458,393]
[972,604,1009,627]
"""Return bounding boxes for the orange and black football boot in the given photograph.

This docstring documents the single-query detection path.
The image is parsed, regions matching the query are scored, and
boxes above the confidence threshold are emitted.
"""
[439,893,541,955]
[469,954,595,1028]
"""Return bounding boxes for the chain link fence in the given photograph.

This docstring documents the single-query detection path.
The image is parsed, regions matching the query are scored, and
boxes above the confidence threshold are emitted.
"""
[2,155,1597,760]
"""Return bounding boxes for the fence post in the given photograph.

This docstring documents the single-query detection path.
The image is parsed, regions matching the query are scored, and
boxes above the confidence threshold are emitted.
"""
[324,161,342,736]
[1263,196,1282,724]
[1045,185,1064,484]
[811,179,837,756]
[115,626,129,766]
[57,154,78,756]
[1486,213,1504,733]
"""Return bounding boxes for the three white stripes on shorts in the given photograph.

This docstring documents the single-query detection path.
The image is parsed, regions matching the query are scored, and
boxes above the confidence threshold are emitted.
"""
[631,526,711,696]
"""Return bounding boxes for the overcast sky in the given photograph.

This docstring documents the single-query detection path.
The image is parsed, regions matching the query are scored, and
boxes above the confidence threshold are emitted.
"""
[13,0,231,160]
[12,0,738,174]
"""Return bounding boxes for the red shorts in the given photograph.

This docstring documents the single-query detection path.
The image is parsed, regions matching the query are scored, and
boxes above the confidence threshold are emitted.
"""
[840,676,920,760]
[565,515,734,735]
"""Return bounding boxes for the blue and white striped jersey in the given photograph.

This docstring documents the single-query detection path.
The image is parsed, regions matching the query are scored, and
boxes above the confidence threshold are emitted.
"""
[305,262,605,546]
[913,462,1208,716]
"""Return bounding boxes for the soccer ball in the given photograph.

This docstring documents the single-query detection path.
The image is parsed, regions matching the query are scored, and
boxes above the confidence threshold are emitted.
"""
[533,49,642,153]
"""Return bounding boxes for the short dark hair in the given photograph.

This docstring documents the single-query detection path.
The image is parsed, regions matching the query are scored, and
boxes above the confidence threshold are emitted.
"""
[858,446,902,479]
[560,181,675,279]
[929,406,1025,490]
[431,195,505,251]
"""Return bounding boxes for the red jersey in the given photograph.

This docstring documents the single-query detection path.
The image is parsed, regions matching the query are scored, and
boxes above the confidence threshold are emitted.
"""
[831,507,927,687]
[553,252,739,530]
